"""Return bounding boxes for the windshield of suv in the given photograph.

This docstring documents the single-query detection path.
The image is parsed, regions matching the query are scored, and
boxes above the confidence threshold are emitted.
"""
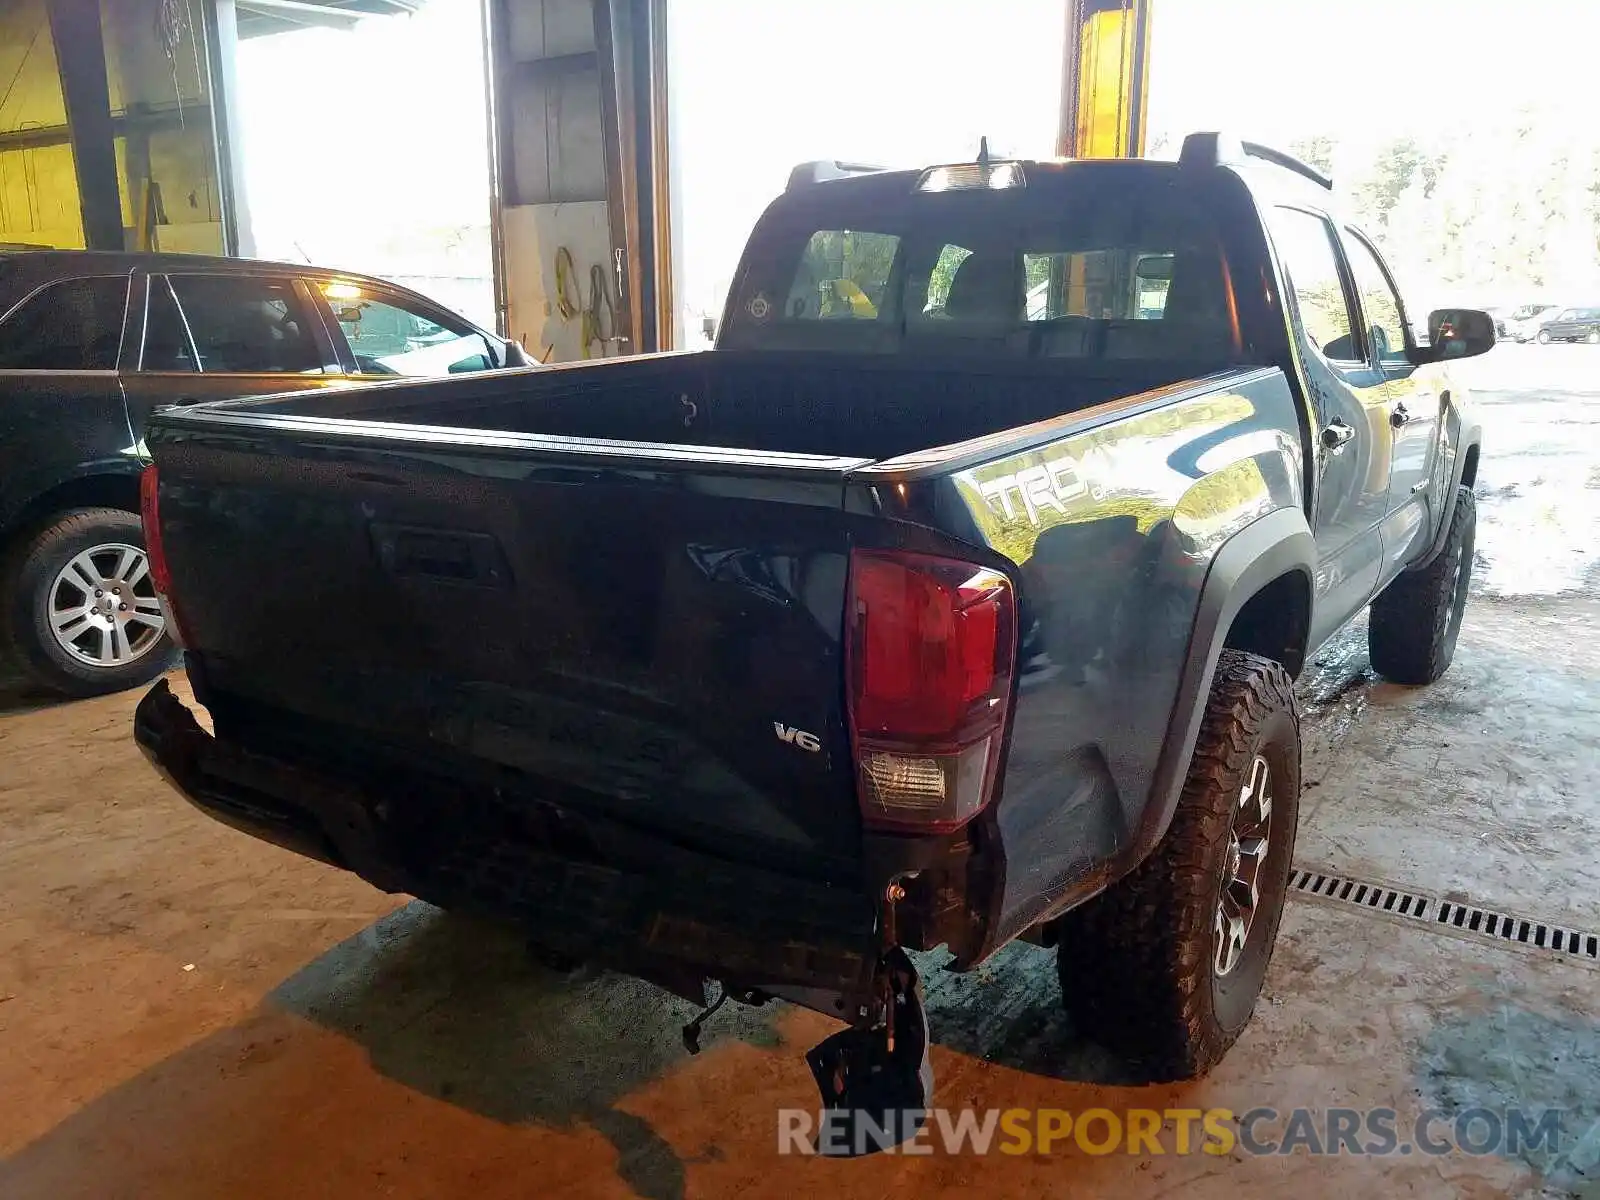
[722,170,1239,365]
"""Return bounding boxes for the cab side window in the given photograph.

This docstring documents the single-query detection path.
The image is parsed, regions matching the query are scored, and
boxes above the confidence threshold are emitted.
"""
[0,277,129,370]
[1342,232,1409,364]
[1268,208,1360,362]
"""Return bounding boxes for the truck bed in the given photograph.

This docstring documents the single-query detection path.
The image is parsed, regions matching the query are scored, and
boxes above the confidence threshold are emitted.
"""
[229,351,1221,463]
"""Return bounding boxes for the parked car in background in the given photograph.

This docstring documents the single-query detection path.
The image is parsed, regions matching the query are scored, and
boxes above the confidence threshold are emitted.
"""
[0,250,525,696]
[1507,303,1562,342]
[1535,306,1600,344]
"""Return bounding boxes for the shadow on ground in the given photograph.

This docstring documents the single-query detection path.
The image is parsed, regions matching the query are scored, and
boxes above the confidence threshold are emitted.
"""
[0,674,70,717]
[0,895,1138,1200]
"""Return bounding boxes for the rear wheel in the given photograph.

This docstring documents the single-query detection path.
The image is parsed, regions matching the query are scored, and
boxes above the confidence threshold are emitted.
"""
[1368,486,1475,686]
[2,508,174,697]
[1587,330,1599,345]
[1054,650,1300,1080]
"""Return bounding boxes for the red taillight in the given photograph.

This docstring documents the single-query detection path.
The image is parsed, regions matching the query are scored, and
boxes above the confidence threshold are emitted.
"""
[139,464,186,646]
[139,464,173,593]
[846,549,1016,833]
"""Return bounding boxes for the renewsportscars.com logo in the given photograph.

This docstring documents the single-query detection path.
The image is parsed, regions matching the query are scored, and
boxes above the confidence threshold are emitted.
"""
[777,1106,1568,1159]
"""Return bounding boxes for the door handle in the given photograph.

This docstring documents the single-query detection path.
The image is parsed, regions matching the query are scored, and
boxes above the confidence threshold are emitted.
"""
[1320,419,1355,452]
[1390,402,1410,428]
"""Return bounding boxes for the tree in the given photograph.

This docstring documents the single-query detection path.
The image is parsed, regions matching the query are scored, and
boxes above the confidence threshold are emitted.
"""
[1289,135,1336,177]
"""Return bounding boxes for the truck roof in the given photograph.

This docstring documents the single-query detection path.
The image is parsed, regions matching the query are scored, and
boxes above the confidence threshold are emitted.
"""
[779,132,1334,211]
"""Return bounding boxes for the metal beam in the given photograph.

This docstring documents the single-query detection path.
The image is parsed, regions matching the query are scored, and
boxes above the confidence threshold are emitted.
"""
[0,102,214,153]
[1057,0,1153,159]
[235,0,366,30]
[45,0,124,249]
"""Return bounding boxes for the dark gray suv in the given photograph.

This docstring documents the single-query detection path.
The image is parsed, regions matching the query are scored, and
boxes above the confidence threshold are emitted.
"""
[0,250,524,696]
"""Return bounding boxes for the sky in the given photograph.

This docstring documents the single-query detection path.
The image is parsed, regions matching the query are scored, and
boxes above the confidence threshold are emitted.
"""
[234,0,1600,338]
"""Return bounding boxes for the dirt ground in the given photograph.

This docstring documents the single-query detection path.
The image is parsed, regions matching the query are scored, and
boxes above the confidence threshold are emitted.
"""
[1,345,1597,1199]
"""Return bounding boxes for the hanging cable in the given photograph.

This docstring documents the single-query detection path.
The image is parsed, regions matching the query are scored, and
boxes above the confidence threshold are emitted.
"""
[582,263,617,359]
[553,246,581,322]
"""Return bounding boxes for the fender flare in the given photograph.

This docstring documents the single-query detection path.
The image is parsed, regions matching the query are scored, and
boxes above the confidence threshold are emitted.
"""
[1411,409,1482,571]
[1116,505,1316,880]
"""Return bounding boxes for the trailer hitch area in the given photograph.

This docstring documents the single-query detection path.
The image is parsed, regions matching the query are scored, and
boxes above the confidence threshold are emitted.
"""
[803,944,932,1156]
[802,879,933,1157]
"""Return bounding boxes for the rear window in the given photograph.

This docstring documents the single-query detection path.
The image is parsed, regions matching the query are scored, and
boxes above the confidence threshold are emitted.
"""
[727,170,1238,364]
[781,230,900,321]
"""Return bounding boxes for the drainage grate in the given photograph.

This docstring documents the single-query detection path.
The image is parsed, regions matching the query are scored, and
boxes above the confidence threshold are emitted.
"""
[1288,866,1600,967]
[1289,868,1432,920]
[1436,900,1600,962]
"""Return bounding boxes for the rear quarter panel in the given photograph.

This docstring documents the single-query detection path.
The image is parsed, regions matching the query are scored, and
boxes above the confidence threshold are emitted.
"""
[869,368,1308,951]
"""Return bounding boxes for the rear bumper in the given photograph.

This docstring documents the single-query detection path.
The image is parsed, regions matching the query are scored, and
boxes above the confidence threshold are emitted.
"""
[134,679,882,1007]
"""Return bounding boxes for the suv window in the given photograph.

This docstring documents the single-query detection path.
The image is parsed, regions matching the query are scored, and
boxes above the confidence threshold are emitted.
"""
[1269,208,1358,361]
[0,277,129,370]
[781,230,901,321]
[163,275,325,374]
[1341,232,1408,364]
[319,284,496,376]
[140,277,197,371]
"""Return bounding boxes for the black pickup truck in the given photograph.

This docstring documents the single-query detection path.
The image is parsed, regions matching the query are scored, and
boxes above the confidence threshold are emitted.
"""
[134,134,1490,1142]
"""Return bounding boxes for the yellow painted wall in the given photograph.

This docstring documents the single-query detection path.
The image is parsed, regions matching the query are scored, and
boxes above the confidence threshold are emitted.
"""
[0,0,221,252]
[0,0,84,247]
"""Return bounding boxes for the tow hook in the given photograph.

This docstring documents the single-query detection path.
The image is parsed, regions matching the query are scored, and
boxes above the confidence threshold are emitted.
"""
[802,881,934,1157]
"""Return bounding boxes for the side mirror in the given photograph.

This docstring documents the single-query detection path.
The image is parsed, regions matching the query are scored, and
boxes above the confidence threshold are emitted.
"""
[1414,308,1495,363]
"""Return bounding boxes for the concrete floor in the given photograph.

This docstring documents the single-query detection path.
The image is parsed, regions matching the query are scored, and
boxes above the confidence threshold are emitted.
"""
[2,344,1597,1199]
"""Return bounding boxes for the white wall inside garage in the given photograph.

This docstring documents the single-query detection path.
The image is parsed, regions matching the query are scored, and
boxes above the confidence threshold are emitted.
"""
[666,0,1068,349]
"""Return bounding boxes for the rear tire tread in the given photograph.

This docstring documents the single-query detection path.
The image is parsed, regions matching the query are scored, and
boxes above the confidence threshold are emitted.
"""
[1054,650,1299,1080]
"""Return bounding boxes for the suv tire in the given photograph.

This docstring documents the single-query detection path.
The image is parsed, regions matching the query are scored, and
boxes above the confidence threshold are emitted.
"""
[1368,485,1475,686]
[2,507,175,697]
[1053,650,1300,1080]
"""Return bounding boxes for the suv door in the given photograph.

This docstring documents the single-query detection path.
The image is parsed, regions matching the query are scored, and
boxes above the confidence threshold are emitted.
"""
[0,273,139,533]
[306,278,503,379]
[1267,206,1392,648]
[1340,228,1440,577]
[120,272,347,434]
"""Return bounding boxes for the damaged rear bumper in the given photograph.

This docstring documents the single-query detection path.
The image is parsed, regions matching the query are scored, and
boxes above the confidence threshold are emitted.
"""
[134,678,887,1013]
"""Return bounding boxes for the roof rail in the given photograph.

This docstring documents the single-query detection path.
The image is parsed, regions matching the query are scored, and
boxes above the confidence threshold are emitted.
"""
[1178,132,1333,190]
[785,160,888,191]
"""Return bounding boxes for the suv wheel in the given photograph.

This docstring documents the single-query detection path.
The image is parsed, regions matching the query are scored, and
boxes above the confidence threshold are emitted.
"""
[1053,650,1300,1080]
[2,507,174,697]
[1537,329,1553,344]
[1368,485,1475,685]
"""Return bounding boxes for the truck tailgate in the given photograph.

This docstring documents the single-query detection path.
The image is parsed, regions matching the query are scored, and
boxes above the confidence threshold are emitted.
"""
[147,411,875,883]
